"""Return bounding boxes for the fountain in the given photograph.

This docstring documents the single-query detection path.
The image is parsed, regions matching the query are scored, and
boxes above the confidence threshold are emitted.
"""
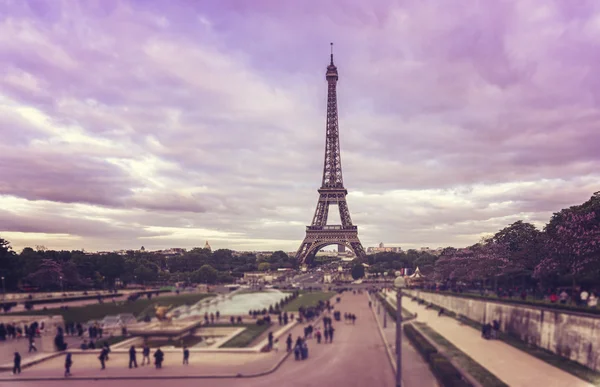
[172,289,288,319]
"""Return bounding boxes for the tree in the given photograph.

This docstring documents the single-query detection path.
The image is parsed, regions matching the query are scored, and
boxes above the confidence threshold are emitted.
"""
[492,221,543,277]
[351,263,365,280]
[535,207,600,286]
[191,264,218,284]
[258,262,271,272]
[25,259,64,289]
[0,237,19,290]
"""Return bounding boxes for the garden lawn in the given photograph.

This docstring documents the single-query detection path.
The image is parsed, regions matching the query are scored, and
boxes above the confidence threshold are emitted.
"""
[283,291,336,311]
[11,293,214,323]
[219,323,272,348]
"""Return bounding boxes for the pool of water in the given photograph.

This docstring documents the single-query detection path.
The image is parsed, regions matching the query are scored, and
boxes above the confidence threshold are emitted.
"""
[172,289,288,318]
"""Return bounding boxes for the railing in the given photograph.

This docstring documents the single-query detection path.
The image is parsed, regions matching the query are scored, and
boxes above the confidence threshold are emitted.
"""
[306,225,357,231]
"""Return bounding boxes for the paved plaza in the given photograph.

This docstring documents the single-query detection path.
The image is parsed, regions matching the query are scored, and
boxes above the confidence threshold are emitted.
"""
[0,293,397,387]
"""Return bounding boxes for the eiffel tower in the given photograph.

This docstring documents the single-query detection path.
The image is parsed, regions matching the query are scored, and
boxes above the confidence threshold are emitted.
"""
[295,44,366,264]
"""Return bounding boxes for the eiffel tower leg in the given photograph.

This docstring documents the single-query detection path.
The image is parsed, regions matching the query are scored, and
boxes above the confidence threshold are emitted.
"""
[338,200,353,227]
[311,199,329,227]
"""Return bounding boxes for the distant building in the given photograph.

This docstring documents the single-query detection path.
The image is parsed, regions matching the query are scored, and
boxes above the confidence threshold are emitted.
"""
[367,244,403,254]
[204,241,212,251]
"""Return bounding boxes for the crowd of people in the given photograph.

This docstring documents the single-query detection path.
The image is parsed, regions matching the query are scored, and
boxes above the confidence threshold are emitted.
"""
[8,290,369,377]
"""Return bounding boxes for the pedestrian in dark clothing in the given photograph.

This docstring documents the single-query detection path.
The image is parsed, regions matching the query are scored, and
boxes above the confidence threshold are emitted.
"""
[103,341,111,360]
[13,352,21,375]
[286,334,292,352]
[88,340,96,349]
[129,345,138,368]
[278,314,283,325]
[230,316,235,324]
[268,332,274,350]
[154,348,164,369]
[216,311,220,321]
[210,313,215,324]
[64,353,73,377]
[328,326,335,343]
[324,328,330,343]
[99,348,108,370]
[142,344,151,366]
[316,330,322,344]
[183,347,189,365]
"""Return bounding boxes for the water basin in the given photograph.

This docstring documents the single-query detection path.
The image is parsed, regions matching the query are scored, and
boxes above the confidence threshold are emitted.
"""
[172,289,288,318]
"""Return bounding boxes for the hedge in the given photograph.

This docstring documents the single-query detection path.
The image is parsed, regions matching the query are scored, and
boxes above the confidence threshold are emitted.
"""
[375,293,397,322]
[25,293,124,306]
[404,324,437,361]
[404,324,473,387]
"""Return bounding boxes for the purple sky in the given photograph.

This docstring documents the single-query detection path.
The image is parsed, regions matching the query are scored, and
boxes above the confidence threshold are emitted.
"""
[1,0,599,252]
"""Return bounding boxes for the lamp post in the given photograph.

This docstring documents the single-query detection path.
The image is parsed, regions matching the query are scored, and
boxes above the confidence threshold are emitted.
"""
[1,276,5,301]
[394,275,406,387]
[59,275,64,302]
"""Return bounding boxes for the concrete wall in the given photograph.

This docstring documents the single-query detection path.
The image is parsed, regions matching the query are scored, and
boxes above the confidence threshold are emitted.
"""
[406,290,600,372]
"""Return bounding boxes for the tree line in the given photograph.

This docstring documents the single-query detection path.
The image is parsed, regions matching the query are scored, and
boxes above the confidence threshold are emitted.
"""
[0,242,298,291]
[1,192,598,292]
[352,192,600,291]
[433,192,600,290]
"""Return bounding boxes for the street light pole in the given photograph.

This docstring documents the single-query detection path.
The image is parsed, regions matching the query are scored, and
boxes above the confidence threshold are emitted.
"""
[1,276,5,301]
[394,275,406,387]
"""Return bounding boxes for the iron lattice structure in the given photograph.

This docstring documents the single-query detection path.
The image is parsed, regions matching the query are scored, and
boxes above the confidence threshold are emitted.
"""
[296,45,366,263]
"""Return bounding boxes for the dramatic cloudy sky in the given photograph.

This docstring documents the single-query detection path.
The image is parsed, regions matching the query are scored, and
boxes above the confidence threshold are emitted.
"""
[1,0,599,253]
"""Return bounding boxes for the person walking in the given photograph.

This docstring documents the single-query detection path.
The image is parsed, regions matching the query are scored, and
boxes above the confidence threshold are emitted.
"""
[315,329,322,344]
[99,347,108,370]
[286,334,292,352]
[183,347,189,365]
[13,352,21,375]
[154,348,164,369]
[28,337,37,352]
[328,326,335,343]
[324,327,330,343]
[141,343,150,366]
[64,353,73,377]
[129,345,138,368]
[268,332,274,350]
[103,341,111,361]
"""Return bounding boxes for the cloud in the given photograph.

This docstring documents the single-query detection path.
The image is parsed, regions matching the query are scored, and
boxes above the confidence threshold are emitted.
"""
[0,0,599,253]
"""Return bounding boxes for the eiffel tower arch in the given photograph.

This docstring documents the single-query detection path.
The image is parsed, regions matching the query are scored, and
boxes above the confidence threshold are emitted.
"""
[296,44,366,264]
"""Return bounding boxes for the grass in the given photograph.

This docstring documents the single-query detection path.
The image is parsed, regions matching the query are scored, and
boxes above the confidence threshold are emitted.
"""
[219,323,272,348]
[414,322,509,387]
[282,291,336,311]
[146,335,205,349]
[11,293,214,323]
[411,295,600,386]
[375,292,413,320]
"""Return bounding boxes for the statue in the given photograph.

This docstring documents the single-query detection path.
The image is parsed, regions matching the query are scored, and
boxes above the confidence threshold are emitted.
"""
[154,305,173,323]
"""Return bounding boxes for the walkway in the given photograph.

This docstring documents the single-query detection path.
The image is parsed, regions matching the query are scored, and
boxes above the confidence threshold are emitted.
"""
[370,295,439,387]
[391,291,594,387]
[0,293,395,387]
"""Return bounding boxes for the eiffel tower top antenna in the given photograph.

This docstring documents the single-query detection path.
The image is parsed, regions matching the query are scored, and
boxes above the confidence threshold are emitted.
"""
[330,42,334,65]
